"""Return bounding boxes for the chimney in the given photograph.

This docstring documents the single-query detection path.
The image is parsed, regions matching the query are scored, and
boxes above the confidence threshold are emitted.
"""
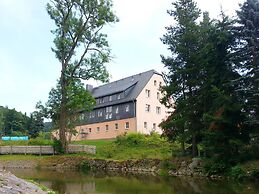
[86,84,93,92]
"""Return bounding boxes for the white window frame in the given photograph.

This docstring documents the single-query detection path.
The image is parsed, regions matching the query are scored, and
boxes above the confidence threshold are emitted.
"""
[115,106,119,114]
[125,104,129,112]
[145,89,150,98]
[156,106,161,114]
[145,104,150,112]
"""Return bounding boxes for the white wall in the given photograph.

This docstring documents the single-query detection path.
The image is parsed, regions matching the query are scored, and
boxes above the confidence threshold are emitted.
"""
[136,73,169,134]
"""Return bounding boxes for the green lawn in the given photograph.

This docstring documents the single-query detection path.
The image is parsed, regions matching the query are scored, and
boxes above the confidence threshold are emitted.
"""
[0,133,176,160]
[71,139,114,149]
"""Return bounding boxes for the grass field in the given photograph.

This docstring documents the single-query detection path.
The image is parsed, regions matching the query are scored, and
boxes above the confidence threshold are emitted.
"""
[0,133,176,160]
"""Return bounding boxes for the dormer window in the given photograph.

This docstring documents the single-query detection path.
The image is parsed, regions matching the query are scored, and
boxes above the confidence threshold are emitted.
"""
[99,98,104,104]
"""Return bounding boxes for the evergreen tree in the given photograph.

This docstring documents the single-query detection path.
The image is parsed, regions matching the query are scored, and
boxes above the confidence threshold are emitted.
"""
[160,0,202,157]
[234,0,259,135]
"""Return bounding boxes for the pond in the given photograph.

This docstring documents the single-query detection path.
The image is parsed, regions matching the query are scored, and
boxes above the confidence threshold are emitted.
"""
[8,168,259,194]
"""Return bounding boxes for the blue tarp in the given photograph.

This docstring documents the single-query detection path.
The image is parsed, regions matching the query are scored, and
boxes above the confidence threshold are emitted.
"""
[1,136,29,141]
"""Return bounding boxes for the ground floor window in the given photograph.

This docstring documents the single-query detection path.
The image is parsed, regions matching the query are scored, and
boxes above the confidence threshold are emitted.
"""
[125,122,129,129]
[144,122,147,129]
[96,127,100,132]
[115,123,119,130]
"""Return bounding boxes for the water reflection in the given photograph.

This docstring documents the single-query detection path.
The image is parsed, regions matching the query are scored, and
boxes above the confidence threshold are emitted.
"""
[8,168,259,194]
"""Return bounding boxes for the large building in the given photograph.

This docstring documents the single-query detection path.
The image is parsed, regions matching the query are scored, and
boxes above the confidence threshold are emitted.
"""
[70,69,170,140]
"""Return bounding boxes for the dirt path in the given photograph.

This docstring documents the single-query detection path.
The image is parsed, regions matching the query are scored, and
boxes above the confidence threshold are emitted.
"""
[0,170,47,194]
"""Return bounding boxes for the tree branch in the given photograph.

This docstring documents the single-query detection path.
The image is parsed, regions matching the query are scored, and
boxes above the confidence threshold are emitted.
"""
[70,26,104,78]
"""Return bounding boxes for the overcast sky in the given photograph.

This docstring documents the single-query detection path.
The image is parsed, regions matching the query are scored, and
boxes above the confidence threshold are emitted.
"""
[0,0,245,115]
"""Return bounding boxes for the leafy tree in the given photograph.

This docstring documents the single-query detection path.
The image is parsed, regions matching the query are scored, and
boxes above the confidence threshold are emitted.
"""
[3,108,26,136]
[160,0,202,157]
[26,111,45,138]
[45,0,118,151]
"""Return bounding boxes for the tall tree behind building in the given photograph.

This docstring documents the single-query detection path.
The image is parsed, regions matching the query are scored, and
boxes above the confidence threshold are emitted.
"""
[160,0,202,157]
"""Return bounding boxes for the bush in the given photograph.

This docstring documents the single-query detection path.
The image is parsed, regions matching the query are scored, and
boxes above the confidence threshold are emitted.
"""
[250,169,259,179]
[161,160,177,171]
[28,138,52,145]
[204,159,229,175]
[229,165,246,180]
[80,161,91,172]
[115,133,146,146]
[52,138,64,154]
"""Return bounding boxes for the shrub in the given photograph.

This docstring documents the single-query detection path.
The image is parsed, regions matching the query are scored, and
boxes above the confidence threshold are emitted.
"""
[80,161,91,171]
[115,133,146,146]
[161,160,177,171]
[203,159,229,175]
[229,165,246,180]
[250,169,259,179]
[52,138,64,154]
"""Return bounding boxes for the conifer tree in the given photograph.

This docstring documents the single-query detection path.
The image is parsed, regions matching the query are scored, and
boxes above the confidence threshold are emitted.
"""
[160,0,202,157]
[234,0,259,134]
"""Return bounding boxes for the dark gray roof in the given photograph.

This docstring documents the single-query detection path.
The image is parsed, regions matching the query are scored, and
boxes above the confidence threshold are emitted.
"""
[91,69,160,108]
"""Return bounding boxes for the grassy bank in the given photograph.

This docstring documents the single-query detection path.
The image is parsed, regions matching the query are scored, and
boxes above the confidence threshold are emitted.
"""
[72,133,173,160]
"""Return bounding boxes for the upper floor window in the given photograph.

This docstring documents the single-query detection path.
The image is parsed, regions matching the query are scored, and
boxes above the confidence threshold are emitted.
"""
[117,94,121,100]
[145,104,150,112]
[115,106,119,114]
[159,82,162,87]
[157,92,160,100]
[89,112,95,118]
[97,110,103,117]
[80,114,84,121]
[125,104,129,112]
[156,106,161,114]
[145,89,150,98]
[106,106,112,113]
[154,80,157,86]
[125,122,129,129]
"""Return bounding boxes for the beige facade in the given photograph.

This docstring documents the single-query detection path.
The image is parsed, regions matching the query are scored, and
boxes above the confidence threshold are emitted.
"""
[136,73,168,134]
[71,118,136,140]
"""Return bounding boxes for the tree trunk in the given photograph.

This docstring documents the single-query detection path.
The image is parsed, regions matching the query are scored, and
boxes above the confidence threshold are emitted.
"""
[192,134,198,157]
[59,72,68,153]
